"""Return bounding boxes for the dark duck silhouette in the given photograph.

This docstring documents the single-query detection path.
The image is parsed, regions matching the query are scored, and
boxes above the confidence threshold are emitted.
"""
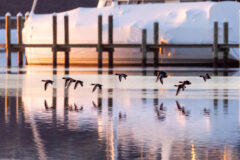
[174,84,186,96]
[115,73,127,82]
[178,80,191,91]
[62,77,73,87]
[74,80,84,89]
[66,78,76,89]
[91,83,102,93]
[155,71,168,84]
[42,80,53,91]
[179,80,191,85]
[200,73,211,82]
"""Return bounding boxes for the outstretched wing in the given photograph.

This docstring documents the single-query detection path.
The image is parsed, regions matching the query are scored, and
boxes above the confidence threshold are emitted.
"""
[44,81,51,91]
[64,79,70,87]
[176,86,181,96]
[155,75,160,83]
[92,85,97,93]
[160,76,163,85]
[80,81,83,87]
[123,75,127,80]
[200,75,206,82]
[74,81,79,90]
[119,75,122,82]
[66,80,73,89]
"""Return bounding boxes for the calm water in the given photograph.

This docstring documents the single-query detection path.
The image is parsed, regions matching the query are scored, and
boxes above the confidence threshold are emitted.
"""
[0,66,240,160]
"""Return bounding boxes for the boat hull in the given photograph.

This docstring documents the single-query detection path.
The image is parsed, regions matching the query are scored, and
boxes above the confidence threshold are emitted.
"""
[23,2,240,65]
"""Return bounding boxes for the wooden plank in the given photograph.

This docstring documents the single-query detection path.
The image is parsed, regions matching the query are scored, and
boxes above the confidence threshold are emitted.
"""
[98,15,103,69]
[17,13,23,67]
[5,12,11,68]
[153,22,159,67]
[213,21,218,68]
[52,13,57,69]
[108,15,113,69]
[64,14,69,71]
[142,29,147,67]
[223,22,229,68]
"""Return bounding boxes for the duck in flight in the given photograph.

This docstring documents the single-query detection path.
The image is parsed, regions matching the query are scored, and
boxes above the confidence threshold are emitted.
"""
[74,80,84,89]
[155,71,168,85]
[174,84,186,96]
[115,73,127,82]
[62,77,73,88]
[42,80,53,91]
[66,78,76,89]
[200,73,211,82]
[91,83,102,93]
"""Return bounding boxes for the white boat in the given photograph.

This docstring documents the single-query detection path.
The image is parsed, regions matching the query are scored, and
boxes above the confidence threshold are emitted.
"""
[22,0,240,65]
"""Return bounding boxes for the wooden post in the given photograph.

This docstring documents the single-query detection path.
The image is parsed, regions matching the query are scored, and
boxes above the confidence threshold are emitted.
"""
[142,29,147,67]
[108,15,113,69]
[17,13,23,67]
[213,22,218,68]
[5,12,11,68]
[98,15,103,69]
[24,12,29,65]
[223,22,229,68]
[24,12,29,21]
[154,22,159,67]
[64,14,69,72]
[52,13,57,69]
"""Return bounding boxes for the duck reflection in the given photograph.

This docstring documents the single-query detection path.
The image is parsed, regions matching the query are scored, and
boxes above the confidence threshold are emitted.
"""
[154,103,166,121]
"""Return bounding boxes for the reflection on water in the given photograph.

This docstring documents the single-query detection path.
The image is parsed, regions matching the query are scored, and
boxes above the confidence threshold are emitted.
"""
[1,67,240,159]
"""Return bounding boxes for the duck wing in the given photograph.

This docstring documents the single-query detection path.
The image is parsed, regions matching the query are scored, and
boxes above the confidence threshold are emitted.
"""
[119,75,122,82]
[176,85,181,96]
[92,85,97,93]
[160,76,163,85]
[45,81,52,91]
[74,81,80,90]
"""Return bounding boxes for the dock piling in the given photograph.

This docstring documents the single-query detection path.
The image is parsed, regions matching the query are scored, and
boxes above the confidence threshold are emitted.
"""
[52,13,57,70]
[142,29,147,67]
[223,22,229,68]
[17,13,23,67]
[213,22,218,68]
[64,14,69,73]
[153,22,159,67]
[108,15,114,69]
[5,12,11,68]
[98,15,103,69]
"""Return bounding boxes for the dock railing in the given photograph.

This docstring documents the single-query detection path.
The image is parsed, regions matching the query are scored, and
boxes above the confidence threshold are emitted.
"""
[0,13,238,70]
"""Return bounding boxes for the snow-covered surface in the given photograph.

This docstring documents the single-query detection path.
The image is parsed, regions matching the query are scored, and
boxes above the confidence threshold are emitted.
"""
[23,2,240,64]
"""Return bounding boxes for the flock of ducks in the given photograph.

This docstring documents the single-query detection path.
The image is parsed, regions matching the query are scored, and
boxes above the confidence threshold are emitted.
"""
[42,71,211,95]
[42,71,212,118]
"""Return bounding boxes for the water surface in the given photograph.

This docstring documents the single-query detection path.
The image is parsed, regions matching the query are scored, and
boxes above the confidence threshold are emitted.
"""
[0,66,240,160]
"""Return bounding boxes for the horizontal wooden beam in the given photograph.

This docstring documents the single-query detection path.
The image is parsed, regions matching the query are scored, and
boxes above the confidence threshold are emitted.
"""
[6,43,240,50]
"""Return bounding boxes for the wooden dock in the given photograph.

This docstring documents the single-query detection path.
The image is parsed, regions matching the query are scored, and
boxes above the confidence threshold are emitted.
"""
[0,13,239,71]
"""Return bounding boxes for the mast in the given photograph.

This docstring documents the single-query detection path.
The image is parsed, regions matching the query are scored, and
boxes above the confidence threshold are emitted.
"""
[30,0,38,14]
